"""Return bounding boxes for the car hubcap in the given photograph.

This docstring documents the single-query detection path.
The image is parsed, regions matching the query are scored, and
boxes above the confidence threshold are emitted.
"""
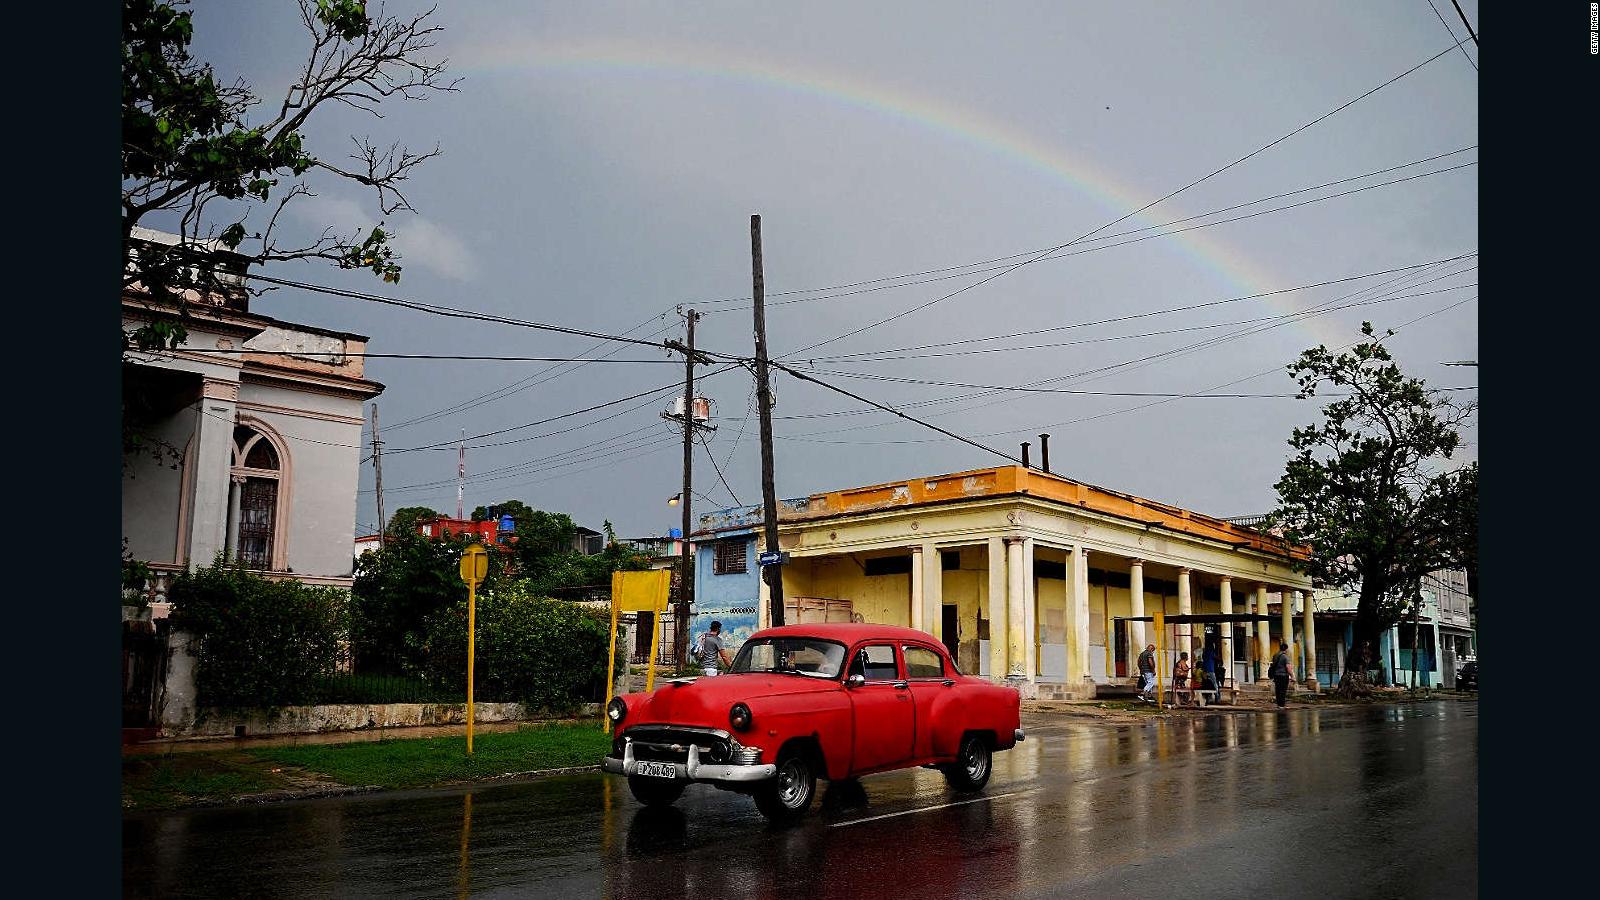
[778,760,807,807]
[964,743,989,781]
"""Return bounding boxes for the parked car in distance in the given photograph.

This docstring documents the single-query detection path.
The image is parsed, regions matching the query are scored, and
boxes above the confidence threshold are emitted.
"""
[601,623,1024,821]
[1455,659,1477,691]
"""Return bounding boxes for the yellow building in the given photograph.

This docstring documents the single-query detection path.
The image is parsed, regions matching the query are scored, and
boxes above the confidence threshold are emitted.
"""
[697,465,1313,699]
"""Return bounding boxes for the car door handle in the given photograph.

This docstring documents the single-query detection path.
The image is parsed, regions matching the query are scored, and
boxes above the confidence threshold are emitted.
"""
[893,681,908,689]
[942,679,954,687]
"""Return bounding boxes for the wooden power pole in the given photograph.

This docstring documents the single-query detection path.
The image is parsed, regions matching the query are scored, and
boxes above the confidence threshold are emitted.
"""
[371,403,387,547]
[674,309,699,668]
[751,214,785,626]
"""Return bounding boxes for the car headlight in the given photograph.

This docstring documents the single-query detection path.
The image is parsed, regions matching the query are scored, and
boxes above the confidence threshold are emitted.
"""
[606,697,627,724]
[729,702,752,731]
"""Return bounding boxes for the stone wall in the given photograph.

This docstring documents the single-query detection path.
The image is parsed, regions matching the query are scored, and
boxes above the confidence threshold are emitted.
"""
[173,701,562,738]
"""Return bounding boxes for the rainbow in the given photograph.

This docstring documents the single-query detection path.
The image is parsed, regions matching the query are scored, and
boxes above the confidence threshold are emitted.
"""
[464,36,1366,347]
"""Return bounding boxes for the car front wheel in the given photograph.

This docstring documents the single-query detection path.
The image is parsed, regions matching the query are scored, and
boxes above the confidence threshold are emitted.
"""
[628,775,686,808]
[754,749,816,822]
[944,733,992,792]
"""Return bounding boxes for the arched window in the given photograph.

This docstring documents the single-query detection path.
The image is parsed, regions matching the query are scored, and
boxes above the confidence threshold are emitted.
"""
[231,424,284,570]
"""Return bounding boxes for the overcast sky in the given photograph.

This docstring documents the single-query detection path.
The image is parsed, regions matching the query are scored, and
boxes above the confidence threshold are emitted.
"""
[175,1,1479,538]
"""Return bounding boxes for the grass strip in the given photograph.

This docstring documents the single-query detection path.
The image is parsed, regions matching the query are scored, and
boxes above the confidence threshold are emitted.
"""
[245,721,612,791]
[123,753,292,811]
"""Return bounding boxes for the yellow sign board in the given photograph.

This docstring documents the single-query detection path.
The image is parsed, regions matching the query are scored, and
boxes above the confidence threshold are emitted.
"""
[611,569,672,613]
[459,544,489,587]
[604,569,674,732]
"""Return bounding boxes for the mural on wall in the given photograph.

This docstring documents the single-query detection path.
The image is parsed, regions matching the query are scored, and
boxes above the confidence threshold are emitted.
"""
[689,599,759,662]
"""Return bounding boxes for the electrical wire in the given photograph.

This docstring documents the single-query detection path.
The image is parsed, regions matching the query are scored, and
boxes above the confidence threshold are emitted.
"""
[779,39,1471,359]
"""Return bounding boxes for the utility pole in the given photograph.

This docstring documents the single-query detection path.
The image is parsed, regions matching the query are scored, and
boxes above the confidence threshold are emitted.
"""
[675,309,699,669]
[371,403,387,546]
[752,214,784,626]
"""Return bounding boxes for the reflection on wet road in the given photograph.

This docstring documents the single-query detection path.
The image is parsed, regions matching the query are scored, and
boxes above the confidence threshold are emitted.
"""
[123,702,1476,899]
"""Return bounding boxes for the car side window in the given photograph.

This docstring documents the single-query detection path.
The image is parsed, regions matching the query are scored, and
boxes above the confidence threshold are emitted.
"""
[848,644,900,682]
[903,645,944,679]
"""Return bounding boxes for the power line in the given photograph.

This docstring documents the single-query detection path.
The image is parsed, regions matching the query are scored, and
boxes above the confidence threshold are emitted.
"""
[778,260,1475,431]
[241,269,683,351]
[809,278,1476,365]
[697,147,1476,315]
[1448,0,1479,45]
[179,349,686,363]
[697,430,743,505]
[766,360,1027,466]
[385,313,680,433]
[1425,0,1478,71]
[781,39,1470,358]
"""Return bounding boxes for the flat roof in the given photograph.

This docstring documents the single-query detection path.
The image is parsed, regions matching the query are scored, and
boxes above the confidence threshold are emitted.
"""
[696,465,1306,559]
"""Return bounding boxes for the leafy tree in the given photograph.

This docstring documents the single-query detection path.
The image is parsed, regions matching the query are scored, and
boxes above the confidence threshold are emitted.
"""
[1271,323,1478,695]
[385,505,443,538]
[351,528,507,675]
[121,0,456,355]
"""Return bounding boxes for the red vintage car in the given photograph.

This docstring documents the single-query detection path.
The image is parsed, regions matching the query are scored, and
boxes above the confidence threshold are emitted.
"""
[601,623,1024,821]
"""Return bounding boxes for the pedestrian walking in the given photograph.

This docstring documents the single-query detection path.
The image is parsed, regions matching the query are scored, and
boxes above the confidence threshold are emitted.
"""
[1136,643,1157,701]
[695,620,733,676]
[1271,640,1293,707]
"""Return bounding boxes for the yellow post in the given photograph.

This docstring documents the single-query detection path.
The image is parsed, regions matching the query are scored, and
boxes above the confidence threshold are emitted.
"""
[646,605,663,693]
[603,600,620,734]
[1153,610,1165,709]
[458,544,489,755]
[466,579,476,754]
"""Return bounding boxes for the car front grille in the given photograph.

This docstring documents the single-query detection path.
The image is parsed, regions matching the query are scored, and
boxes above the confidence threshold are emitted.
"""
[617,726,734,764]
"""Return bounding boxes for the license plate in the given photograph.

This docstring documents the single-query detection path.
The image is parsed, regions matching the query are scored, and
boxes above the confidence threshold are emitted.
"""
[636,760,677,779]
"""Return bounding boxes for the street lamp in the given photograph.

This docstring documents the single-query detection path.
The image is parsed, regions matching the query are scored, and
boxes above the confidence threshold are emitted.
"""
[668,493,681,506]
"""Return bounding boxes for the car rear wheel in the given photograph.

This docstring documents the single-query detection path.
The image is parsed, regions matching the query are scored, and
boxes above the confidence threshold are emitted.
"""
[754,749,816,822]
[628,775,686,807]
[944,733,992,792]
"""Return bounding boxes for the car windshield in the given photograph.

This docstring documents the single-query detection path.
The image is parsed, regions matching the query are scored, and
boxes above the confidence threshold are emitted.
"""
[729,638,847,678]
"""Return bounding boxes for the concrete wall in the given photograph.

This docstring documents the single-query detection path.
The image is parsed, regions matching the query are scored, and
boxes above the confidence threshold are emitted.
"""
[693,531,760,657]
[237,380,365,579]
[173,702,555,739]
[787,552,912,626]
[122,404,194,565]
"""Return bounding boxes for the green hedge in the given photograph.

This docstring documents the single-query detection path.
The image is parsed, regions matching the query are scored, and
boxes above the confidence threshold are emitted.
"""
[169,561,349,710]
[416,582,609,711]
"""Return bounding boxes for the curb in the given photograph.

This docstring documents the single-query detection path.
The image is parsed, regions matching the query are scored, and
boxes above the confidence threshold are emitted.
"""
[125,763,605,813]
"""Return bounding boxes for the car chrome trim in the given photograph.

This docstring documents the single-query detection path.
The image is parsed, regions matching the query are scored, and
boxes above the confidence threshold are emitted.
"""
[603,741,777,783]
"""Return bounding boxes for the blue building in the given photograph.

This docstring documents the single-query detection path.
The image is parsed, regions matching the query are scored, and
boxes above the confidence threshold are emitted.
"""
[689,507,763,662]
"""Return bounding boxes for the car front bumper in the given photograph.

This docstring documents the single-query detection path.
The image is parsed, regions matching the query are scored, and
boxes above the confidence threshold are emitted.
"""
[602,741,778,783]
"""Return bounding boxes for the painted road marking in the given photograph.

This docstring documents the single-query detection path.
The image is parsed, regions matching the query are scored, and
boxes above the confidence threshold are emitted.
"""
[828,790,1035,828]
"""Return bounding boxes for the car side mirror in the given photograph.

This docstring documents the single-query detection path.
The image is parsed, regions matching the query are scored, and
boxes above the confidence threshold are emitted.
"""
[846,674,865,688]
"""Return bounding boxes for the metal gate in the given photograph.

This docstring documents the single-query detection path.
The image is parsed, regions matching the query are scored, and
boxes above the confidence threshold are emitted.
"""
[122,621,166,727]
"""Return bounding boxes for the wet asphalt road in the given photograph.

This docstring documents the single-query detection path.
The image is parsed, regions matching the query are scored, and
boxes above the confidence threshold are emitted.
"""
[123,701,1476,899]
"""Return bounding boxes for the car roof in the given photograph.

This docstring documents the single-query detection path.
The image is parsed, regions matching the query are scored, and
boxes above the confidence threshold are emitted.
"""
[749,622,948,651]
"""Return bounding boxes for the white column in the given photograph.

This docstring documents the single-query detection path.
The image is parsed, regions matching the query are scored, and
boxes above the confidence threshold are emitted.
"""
[1177,568,1193,660]
[1255,584,1272,682]
[1243,588,1256,680]
[184,378,238,567]
[922,542,942,641]
[1022,537,1037,679]
[1281,589,1295,676]
[1128,560,1146,667]
[910,545,925,632]
[988,536,1008,681]
[1005,537,1026,679]
[757,563,772,630]
[1070,546,1091,683]
[1300,590,1318,690]
[1219,576,1234,686]
[224,475,244,561]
